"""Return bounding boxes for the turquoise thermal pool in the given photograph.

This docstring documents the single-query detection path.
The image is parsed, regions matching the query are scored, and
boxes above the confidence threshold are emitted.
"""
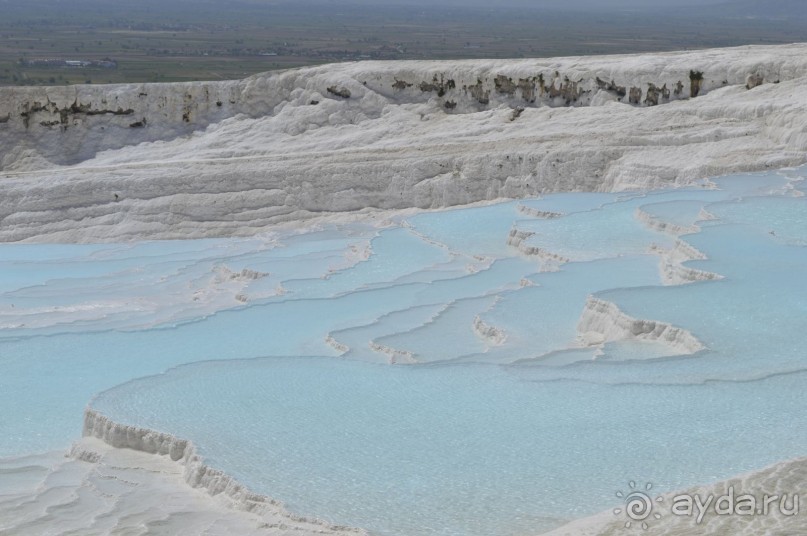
[1,168,805,535]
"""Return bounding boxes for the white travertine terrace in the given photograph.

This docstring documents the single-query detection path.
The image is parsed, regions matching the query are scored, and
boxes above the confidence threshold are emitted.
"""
[0,435,361,536]
[506,226,572,264]
[649,238,724,285]
[515,203,565,219]
[472,314,508,346]
[368,341,418,365]
[635,206,700,236]
[2,44,807,242]
[3,44,807,536]
[577,296,705,354]
[79,410,364,536]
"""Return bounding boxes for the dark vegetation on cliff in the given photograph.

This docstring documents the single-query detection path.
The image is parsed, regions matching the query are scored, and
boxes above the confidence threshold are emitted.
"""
[1,0,806,87]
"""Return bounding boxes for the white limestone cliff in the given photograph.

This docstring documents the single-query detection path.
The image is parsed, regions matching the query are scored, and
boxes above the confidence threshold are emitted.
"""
[2,44,807,242]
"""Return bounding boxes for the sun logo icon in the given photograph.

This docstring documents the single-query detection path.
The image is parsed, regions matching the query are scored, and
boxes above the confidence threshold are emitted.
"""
[613,481,664,529]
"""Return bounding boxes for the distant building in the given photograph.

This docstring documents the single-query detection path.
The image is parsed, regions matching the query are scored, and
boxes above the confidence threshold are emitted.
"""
[20,58,118,69]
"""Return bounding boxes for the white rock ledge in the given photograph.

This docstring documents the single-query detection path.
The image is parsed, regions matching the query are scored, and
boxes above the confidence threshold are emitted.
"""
[649,239,724,285]
[2,44,807,242]
[368,341,418,364]
[577,296,704,354]
[325,335,350,355]
[507,227,571,265]
[515,203,565,219]
[82,408,366,535]
[473,315,507,346]
[635,206,700,236]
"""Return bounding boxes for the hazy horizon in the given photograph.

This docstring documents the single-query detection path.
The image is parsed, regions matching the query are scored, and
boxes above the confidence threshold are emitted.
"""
[2,0,804,18]
[3,0,806,87]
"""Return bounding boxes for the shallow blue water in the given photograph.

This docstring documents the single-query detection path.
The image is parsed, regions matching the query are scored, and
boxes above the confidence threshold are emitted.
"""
[639,199,706,228]
[1,168,806,535]
[92,357,807,536]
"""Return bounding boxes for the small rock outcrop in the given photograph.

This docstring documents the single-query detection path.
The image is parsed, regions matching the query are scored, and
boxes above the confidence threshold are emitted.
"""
[746,73,764,89]
[327,86,351,99]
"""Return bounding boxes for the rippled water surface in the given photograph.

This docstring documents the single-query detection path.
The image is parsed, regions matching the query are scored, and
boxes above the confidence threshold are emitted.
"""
[1,168,805,535]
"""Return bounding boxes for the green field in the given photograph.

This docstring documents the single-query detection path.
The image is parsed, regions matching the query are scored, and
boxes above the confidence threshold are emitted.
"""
[2,0,807,86]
